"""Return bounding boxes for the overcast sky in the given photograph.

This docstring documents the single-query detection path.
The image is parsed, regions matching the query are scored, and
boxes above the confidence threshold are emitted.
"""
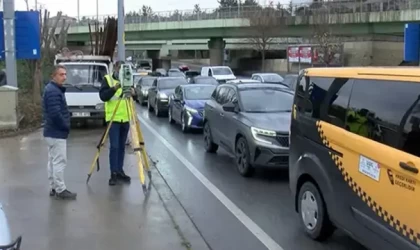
[13,0,294,18]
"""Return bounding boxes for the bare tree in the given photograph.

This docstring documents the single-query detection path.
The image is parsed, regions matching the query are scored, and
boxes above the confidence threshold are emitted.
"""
[311,8,343,67]
[247,5,280,72]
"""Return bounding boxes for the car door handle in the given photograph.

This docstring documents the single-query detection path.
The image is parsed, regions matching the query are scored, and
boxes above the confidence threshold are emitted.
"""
[399,162,419,174]
[219,113,224,117]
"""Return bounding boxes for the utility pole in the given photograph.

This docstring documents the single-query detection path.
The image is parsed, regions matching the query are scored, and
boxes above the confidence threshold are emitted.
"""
[77,0,80,21]
[117,0,125,61]
[96,0,99,21]
[3,0,18,87]
[35,0,37,10]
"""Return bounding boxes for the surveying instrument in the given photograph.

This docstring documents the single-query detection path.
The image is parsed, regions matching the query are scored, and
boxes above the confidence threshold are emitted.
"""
[86,63,151,194]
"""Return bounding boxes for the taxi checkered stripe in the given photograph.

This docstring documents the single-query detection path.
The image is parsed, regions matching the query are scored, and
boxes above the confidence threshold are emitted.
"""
[315,121,420,246]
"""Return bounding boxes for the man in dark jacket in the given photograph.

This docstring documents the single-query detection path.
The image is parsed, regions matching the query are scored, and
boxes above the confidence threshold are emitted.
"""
[42,65,77,200]
[99,61,136,186]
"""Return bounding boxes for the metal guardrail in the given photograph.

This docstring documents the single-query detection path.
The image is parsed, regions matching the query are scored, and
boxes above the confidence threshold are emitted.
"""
[66,0,419,27]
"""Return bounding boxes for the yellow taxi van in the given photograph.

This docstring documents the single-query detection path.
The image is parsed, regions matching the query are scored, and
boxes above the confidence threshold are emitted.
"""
[289,67,419,250]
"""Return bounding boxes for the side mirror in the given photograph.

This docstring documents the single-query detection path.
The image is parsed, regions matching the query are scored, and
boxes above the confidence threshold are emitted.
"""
[222,102,237,113]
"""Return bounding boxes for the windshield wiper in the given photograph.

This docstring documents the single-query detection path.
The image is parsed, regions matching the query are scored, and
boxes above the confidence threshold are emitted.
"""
[64,83,82,91]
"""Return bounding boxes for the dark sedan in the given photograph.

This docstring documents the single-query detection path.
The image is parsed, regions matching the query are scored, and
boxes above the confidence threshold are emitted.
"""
[168,71,186,78]
[203,83,294,177]
[147,77,188,117]
[190,76,218,85]
[185,71,200,83]
[168,84,216,132]
[135,76,156,105]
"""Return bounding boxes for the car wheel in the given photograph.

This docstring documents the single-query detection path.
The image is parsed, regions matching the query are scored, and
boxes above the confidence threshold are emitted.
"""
[181,112,189,133]
[147,100,153,112]
[203,122,218,153]
[235,136,254,177]
[168,107,175,124]
[298,182,335,241]
[155,101,160,117]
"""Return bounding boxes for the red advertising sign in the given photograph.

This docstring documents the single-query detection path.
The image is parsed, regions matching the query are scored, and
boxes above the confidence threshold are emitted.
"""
[299,46,312,64]
[288,47,299,63]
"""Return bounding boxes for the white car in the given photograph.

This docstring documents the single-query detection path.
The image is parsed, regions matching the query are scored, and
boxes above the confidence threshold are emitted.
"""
[226,79,261,84]
[0,203,22,249]
[251,73,284,84]
[201,66,236,83]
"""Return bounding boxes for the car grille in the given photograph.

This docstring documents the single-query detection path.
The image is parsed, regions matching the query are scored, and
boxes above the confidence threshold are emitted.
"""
[276,134,289,147]
[269,156,289,164]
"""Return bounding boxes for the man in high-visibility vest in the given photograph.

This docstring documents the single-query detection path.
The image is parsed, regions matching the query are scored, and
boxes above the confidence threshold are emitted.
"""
[99,60,135,186]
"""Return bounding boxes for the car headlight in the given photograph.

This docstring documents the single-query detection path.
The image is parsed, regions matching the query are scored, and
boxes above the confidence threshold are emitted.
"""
[251,127,276,144]
[185,106,198,114]
[159,92,168,99]
[95,103,104,110]
[142,90,148,95]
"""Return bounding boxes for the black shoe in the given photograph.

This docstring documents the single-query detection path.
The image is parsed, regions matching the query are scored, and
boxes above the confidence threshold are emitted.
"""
[117,171,131,183]
[109,173,118,186]
[55,189,77,200]
[49,189,56,197]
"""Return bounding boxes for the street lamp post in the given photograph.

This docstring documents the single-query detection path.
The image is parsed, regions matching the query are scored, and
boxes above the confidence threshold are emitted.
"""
[77,0,80,21]
[3,0,18,87]
[117,0,125,61]
[96,0,98,21]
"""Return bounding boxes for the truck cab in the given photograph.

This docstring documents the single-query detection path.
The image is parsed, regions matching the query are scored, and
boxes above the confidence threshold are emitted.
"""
[54,54,112,126]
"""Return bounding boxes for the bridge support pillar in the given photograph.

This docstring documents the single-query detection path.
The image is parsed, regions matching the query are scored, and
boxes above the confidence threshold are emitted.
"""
[147,50,171,71]
[208,37,225,66]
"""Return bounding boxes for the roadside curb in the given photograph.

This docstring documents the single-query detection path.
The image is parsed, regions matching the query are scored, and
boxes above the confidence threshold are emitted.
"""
[0,125,42,139]
[148,155,211,250]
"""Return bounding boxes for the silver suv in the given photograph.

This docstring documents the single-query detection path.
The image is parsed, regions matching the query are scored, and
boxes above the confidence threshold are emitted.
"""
[203,83,294,177]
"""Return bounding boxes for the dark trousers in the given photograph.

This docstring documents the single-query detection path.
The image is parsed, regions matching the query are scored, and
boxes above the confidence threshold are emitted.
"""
[108,122,130,174]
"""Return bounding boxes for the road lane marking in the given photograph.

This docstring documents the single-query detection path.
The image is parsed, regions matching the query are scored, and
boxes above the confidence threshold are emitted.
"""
[137,113,285,250]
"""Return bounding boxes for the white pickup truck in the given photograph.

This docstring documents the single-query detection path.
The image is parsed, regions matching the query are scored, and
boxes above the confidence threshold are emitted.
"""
[54,55,112,126]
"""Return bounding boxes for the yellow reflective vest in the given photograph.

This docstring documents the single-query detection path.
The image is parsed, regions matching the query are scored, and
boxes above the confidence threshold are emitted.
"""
[104,75,131,122]
[346,110,368,137]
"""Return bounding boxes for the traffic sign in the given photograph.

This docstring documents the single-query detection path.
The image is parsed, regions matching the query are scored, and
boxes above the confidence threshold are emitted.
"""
[0,11,41,60]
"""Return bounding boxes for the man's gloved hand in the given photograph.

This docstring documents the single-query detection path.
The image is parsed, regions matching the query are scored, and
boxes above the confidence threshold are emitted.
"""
[113,83,121,90]
[130,87,136,97]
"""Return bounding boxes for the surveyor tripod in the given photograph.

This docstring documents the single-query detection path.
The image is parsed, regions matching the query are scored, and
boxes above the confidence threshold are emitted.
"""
[86,90,151,194]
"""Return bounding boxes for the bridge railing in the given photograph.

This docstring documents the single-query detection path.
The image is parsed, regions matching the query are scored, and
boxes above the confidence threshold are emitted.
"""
[71,0,420,26]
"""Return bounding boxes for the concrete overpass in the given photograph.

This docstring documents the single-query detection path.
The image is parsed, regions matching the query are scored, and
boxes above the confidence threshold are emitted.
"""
[64,1,420,65]
[124,38,298,50]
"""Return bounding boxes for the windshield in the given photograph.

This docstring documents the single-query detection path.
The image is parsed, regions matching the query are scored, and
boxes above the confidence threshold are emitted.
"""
[185,85,216,100]
[186,71,200,77]
[64,64,107,86]
[240,88,293,112]
[195,78,218,85]
[262,74,284,83]
[283,75,298,90]
[158,78,187,89]
[213,67,233,75]
[168,72,185,77]
[141,78,155,87]
[133,75,142,83]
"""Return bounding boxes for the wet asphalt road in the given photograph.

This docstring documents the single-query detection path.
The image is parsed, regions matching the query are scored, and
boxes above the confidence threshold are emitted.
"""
[135,105,367,250]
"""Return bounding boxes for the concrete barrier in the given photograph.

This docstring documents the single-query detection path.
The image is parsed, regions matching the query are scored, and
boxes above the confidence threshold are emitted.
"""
[0,86,18,130]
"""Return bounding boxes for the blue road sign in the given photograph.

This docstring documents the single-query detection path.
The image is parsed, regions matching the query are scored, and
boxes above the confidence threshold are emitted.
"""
[0,11,41,60]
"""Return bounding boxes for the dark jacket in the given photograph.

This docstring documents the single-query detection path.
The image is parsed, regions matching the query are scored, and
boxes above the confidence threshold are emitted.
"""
[99,72,119,102]
[42,81,70,139]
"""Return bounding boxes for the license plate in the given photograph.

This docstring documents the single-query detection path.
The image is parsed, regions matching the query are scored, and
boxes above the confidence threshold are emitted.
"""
[72,112,90,117]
